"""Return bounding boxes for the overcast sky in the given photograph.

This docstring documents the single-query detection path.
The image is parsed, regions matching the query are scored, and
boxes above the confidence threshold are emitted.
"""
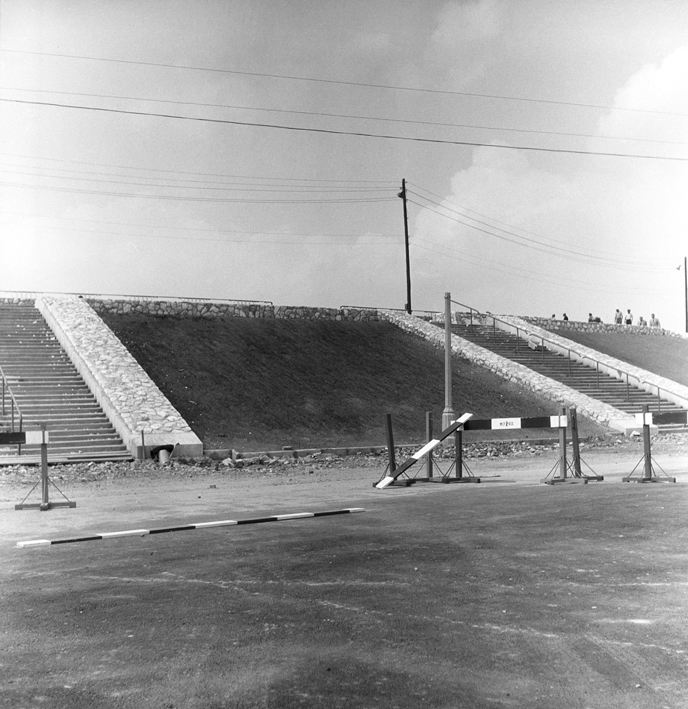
[1,1,687,330]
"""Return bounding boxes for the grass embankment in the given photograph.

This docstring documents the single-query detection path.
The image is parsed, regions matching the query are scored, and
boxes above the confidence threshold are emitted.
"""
[549,329,688,386]
[101,314,607,451]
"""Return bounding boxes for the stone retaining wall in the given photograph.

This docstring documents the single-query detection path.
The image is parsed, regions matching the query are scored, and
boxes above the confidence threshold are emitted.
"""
[426,310,685,338]
[36,296,203,458]
[521,316,686,338]
[0,298,34,306]
[379,310,632,428]
[88,298,381,322]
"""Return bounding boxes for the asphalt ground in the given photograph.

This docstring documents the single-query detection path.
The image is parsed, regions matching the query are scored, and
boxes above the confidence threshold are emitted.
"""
[2,448,688,709]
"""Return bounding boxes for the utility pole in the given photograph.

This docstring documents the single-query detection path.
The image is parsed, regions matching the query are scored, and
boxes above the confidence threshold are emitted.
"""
[398,179,411,313]
[442,292,456,431]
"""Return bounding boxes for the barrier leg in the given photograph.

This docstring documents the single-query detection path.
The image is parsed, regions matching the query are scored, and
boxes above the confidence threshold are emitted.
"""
[642,416,653,481]
[542,407,585,484]
[455,430,462,479]
[558,411,567,481]
[40,432,49,511]
[622,406,676,483]
[570,407,603,482]
[385,414,396,474]
[426,411,433,479]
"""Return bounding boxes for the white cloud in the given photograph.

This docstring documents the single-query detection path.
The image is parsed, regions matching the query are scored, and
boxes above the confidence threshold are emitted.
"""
[431,0,502,50]
[410,47,688,329]
[600,47,688,141]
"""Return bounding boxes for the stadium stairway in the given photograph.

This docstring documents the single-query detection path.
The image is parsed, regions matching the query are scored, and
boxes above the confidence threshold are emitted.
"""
[0,303,132,463]
[442,321,686,429]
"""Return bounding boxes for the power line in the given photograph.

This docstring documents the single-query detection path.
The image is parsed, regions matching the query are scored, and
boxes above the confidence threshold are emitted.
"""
[3,98,688,163]
[0,210,399,238]
[409,182,651,264]
[0,151,394,185]
[407,197,661,274]
[407,190,663,271]
[0,166,391,193]
[411,237,654,296]
[0,179,396,204]
[3,47,687,118]
[0,219,398,246]
[3,86,686,147]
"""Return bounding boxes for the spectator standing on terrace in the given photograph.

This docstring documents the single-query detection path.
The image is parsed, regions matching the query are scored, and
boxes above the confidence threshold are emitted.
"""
[625,309,633,325]
[614,309,623,324]
[638,315,647,327]
[563,313,569,321]
[588,313,594,322]
[650,313,661,327]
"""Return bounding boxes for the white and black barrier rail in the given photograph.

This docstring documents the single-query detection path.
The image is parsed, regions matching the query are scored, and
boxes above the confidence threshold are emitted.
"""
[17,508,366,547]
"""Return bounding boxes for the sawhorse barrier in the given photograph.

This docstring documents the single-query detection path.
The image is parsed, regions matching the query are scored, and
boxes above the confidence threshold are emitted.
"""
[539,407,604,485]
[622,406,679,484]
[8,426,77,511]
[376,413,474,489]
[375,406,603,489]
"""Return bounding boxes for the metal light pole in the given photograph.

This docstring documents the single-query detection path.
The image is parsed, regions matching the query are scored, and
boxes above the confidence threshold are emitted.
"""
[398,179,411,313]
[442,292,456,430]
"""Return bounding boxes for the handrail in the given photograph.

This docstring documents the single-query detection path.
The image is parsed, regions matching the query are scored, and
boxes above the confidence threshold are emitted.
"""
[340,305,403,311]
[345,306,445,317]
[448,299,687,413]
[0,365,23,453]
[448,298,482,327]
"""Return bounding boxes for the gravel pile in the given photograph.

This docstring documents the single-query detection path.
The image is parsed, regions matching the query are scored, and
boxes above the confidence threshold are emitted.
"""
[1,433,686,486]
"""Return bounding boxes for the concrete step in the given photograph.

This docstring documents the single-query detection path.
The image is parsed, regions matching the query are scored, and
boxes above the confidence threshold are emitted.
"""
[446,322,684,419]
[0,302,129,462]
[17,441,129,452]
[17,420,116,430]
[0,451,133,465]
